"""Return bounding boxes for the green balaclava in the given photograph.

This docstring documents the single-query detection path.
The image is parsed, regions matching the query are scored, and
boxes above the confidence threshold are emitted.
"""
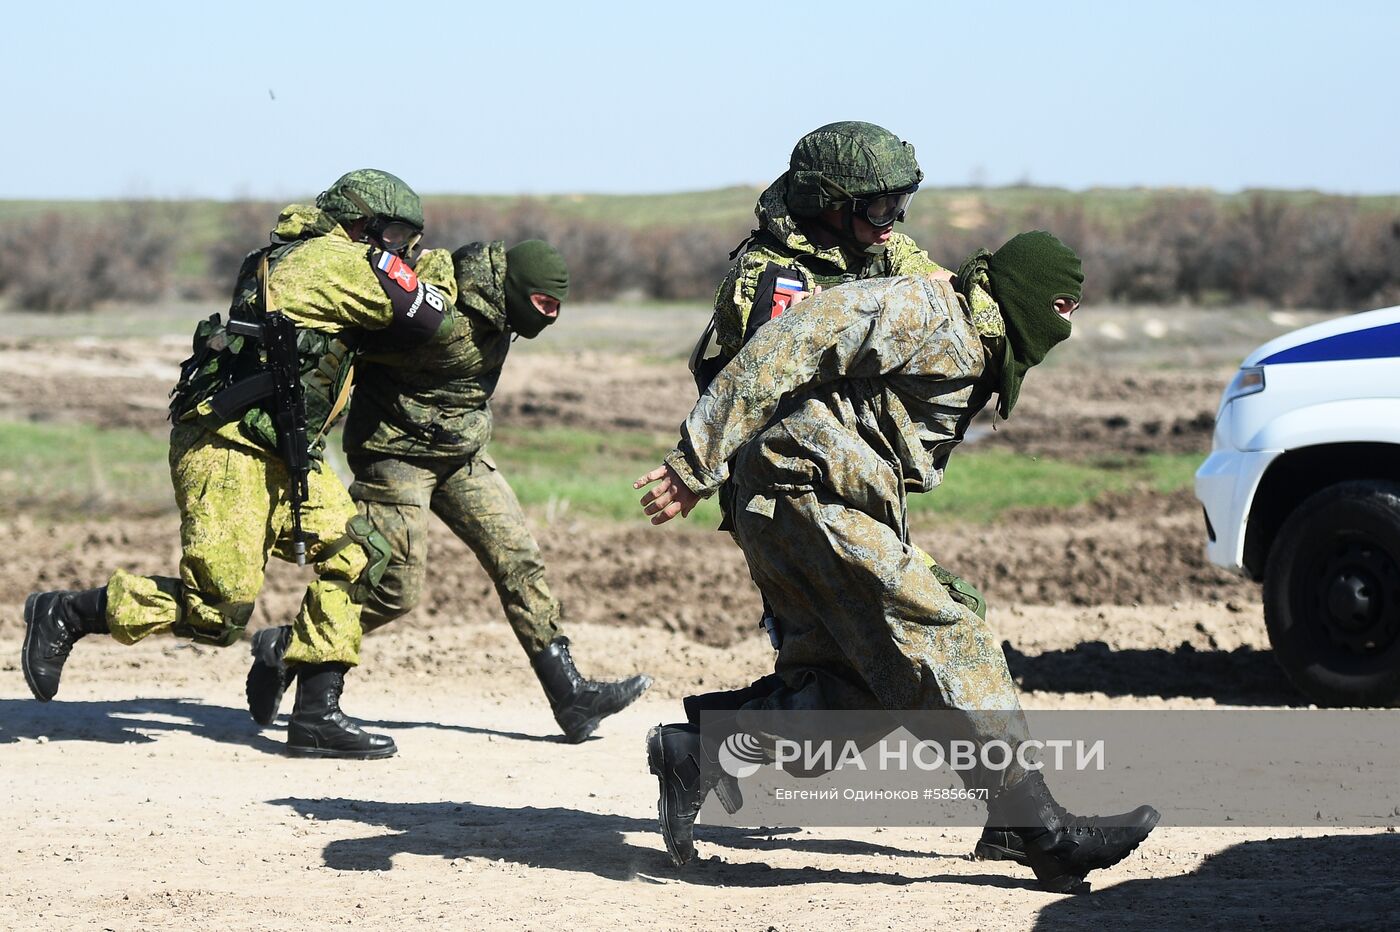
[984,231,1083,418]
[503,240,569,338]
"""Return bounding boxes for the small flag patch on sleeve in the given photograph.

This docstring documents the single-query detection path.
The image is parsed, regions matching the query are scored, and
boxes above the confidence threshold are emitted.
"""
[374,251,419,293]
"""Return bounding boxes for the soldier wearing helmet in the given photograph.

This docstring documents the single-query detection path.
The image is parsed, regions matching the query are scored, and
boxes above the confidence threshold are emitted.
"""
[695,121,977,379]
[20,169,458,761]
[316,168,426,260]
[687,125,1015,861]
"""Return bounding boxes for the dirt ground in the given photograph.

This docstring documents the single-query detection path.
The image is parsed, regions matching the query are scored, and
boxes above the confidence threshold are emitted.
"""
[3,305,1396,930]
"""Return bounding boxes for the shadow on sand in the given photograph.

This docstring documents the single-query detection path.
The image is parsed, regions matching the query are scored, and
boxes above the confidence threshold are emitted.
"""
[1003,640,1306,706]
[270,796,1025,890]
[0,697,560,752]
[1032,832,1400,928]
[0,696,282,752]
[275,796,1400,915]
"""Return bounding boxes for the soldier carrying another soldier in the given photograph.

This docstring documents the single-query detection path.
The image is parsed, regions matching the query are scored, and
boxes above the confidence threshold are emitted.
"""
[691,120,1007,857]
[21,170,456,760]
[638,232,1161,893]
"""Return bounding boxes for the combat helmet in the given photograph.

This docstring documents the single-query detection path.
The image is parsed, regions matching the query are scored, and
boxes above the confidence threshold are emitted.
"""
[316,169,424,256]
[785,121,923,225]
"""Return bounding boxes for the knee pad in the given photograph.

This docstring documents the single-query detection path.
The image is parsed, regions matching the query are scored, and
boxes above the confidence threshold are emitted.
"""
[343,513,391,604]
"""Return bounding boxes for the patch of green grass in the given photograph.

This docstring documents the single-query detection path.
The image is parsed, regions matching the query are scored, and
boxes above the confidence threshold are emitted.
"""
[487,426,721,525]
[1141,451,1208,495]
[0,417,1203,528]
[909,449,1202,524]
[0,420,172,518]
[0,303,218,339]
[492,426,1203,526]
[305,186,1400,231]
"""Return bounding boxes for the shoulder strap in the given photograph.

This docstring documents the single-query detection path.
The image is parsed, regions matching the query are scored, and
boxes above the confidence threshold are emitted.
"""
[312,365,356,448]
[259,252,272,316]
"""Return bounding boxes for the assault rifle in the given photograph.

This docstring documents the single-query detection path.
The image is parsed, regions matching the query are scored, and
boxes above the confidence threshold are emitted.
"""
[226,313,311,565]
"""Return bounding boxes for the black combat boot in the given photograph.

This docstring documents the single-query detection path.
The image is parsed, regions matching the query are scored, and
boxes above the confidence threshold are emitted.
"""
[973,789,1027,863]
[646,723,725,867]
[22,587,109,702]
[997,770,1160,893]
[973,824,1028,864]
[286,662,397,760]
[531,637,652,743]
[683,681,784,817]
[245,624,294,726]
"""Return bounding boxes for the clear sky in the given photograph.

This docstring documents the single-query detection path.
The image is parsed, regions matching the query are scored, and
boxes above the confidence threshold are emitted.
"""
[4,0,1397,199]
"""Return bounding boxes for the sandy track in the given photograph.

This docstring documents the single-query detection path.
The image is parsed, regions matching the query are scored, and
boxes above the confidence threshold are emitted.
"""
[2,620,1395,932]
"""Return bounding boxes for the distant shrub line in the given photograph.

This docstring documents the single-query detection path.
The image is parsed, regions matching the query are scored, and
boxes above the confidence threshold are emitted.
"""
[3,191,1398,311]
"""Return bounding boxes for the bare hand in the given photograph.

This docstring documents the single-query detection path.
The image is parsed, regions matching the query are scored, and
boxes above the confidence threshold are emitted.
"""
[633,464,700,525]
[789,283,823,306]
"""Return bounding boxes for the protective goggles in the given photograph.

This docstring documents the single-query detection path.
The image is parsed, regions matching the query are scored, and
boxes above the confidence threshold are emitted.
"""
[368,217,423,258]
[851,187,917,228]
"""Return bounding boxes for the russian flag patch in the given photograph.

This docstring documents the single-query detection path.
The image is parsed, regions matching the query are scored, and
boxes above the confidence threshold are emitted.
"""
[771,276,806,317]
[375,251,418,293]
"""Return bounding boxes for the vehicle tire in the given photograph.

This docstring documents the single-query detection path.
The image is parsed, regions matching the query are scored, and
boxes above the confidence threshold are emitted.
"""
[1263,480,1400,707]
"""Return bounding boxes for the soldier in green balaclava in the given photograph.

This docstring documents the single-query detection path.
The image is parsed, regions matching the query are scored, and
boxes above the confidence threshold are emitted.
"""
[21,169,460,760]
[245,239,653,743]
[639,232,1157,892]
[978,230,1083,418]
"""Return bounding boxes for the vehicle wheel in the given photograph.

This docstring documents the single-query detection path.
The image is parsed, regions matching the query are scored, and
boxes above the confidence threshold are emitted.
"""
[1263,480,1400,707]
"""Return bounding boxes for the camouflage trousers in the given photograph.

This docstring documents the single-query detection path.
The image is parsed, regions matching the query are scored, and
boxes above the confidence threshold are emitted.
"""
[105,424,367,667]
[347,452,562,656]
[730,486,1031,788]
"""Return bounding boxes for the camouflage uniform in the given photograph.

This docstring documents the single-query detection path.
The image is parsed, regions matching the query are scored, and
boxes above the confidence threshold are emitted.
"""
[665,274,1031,783]
[702,132,1003,573]
[711,177,951,358]
[342,241,561,655]
[105,205,459,667]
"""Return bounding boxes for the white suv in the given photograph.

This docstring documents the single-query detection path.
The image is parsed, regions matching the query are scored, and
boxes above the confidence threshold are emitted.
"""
[1196,305,1400,706]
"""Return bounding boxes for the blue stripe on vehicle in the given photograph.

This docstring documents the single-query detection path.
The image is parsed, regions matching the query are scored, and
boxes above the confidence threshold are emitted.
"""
[1259,321,1400,365]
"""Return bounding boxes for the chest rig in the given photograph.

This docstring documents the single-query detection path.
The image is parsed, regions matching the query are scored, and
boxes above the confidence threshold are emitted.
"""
[168,241,356,458]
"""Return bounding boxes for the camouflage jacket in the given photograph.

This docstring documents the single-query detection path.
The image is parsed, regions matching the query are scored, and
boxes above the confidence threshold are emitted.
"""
[343,241,511,461]
[174,204,458,457]
[709,176,951,357]
[666,275,999,527]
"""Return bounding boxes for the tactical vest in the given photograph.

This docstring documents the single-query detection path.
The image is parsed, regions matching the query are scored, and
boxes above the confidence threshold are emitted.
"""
[692,231,896,393]
[342,240,511,461]
[736,228,893,292]
[168,241,356,458]
[343,307,510,461]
